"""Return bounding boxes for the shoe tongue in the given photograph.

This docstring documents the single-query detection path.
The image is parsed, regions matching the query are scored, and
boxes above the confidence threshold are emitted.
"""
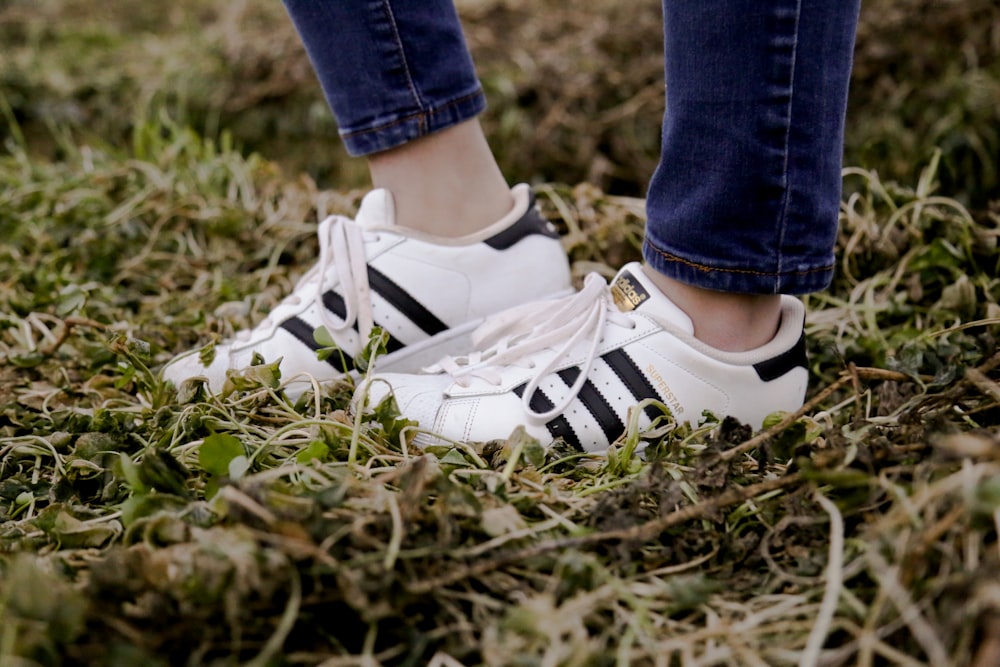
[354,189,397,229]
[609,262,695,334]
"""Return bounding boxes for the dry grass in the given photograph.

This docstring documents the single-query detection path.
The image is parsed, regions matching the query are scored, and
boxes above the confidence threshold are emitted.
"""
[0,123,998,663]
[1,1,1000,664]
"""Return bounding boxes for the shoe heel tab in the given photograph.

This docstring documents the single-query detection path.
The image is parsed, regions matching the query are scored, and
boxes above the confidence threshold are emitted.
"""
[751,297,808,381]
[483,185,559,250]
[753,332,807,381]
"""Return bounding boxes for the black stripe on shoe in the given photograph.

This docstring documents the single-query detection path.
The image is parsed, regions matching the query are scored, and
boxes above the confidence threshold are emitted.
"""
[601,348,664,421]
[753,332,807,382]
[280,316,355,373]
[483,194,559,250]
[557,367,625,445]
[513,383,582,451]
[322,290,349,320]
[367,266,449,337]
[322,290,405,355]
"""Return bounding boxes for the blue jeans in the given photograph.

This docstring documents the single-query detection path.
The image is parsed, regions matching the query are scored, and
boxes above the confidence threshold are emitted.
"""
[283,0,860,295]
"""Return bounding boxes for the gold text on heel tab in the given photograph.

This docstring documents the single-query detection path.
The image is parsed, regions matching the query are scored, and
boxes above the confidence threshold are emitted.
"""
[610,271,650,312]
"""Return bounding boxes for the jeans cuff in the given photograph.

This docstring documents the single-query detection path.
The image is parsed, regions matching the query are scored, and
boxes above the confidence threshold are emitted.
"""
[339,88,487,156]
[642,238,834,295]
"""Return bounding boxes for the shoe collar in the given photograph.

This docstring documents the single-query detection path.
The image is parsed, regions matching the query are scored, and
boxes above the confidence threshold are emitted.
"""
[353,184,535,247]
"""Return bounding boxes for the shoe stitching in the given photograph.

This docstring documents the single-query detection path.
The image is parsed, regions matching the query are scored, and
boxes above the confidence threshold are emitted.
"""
[645,242,833,278]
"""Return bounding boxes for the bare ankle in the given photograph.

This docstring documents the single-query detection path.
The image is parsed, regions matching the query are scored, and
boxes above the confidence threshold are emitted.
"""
[642,265,782,352]
[368,120,512,237]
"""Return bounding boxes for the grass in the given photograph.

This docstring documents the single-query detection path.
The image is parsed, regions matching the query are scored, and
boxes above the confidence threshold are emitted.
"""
[2,0,1000,663]
[0,117,998,665]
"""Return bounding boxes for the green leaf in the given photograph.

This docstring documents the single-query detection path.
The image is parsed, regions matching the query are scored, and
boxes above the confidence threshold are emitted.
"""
[356,326,390,372]
[243,359,282,388]
[199,433,244,476]
[511,426,546,469]
[56,283,87,316]
[370,393,419,447]
[971,475,1000,519]
[139,449,191,496]
[197,341,217,368]
[767,419,808,462]
[314,325,353,367]
[223,359,283,392]
[438,449,470,468]
[10,351,45,368]
[313,325,336,348]
[204,477,221,501]
[117,452,147,494]
[296,440,330,464]
[113,362,136,389]
[50,510,121,548]
[120,493,189,526]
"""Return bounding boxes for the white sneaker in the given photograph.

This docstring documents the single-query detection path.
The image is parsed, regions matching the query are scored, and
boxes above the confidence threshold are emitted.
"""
[162,184,572,396]
[361,262,809,453]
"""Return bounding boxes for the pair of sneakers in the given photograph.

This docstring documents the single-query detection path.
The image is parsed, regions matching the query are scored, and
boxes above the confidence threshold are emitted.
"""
[163,185,808,453]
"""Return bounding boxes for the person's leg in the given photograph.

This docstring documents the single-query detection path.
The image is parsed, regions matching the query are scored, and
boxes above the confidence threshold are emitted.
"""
[368,121,512,236]
[644,0,861,350]
[365,0,862,452]
[282,0,511,236]
[163,1,572,396]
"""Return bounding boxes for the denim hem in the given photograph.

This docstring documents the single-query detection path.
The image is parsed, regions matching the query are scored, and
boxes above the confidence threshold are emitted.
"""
[339,88,487,157]
[642,239,834,296]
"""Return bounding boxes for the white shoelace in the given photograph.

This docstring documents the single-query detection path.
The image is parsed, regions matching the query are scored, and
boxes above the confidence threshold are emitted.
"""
[236,215,379,344]
[437,272,637,422]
